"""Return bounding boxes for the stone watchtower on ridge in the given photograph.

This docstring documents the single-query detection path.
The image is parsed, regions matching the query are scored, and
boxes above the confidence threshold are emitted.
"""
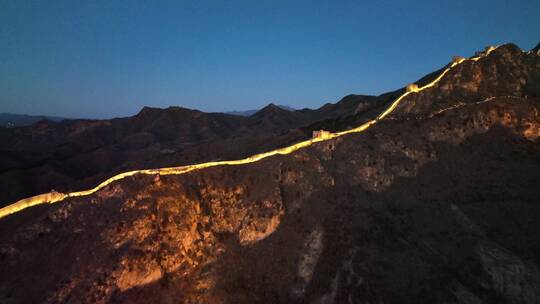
[452,55,465,63]
[312,130,331,139]
[406,83,418,92]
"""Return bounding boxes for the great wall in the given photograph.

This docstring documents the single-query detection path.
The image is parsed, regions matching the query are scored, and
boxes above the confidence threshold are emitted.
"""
[0,46,500,219]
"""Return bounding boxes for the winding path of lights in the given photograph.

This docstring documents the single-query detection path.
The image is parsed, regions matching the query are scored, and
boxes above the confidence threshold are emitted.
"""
[0,47,498,219]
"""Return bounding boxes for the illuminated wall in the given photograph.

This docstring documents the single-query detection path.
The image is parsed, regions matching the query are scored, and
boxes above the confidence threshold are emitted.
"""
[0,46,502,219]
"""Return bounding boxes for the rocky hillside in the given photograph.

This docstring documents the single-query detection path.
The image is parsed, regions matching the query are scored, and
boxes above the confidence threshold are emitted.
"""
[393,44,540,117]
[0,96,378,205]
[0,43,539,304]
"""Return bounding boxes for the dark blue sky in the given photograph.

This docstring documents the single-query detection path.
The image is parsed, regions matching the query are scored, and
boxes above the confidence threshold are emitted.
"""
[1,0,539,118]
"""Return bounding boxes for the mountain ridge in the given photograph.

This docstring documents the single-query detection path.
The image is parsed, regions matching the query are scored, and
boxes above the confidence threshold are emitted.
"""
[226,104,296,117]
[0,79,390,204]
[0,42,539,303]
[1,43,539,215]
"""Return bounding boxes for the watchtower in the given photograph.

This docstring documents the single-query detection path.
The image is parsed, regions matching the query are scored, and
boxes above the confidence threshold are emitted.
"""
[452,56,465,63]
[312,130,331,139]
[406,83,418,92]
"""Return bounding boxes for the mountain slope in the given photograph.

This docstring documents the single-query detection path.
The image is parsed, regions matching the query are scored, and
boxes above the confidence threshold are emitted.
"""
[1,96,539,304]
[0,97,376,205]
[393,44,540,117]
[0,43,539,303]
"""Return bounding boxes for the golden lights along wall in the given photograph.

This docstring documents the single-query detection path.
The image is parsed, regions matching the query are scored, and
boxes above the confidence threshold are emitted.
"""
[0,47,499,219]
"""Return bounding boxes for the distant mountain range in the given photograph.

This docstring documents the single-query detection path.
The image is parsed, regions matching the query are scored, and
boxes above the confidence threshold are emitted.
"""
[0,95,380,204]
[225,105,296,116]
[0,105,295,128]
[0,113,67,127]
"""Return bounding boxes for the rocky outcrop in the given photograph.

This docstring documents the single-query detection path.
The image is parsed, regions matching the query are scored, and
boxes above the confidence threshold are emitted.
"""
[393,44,540,117]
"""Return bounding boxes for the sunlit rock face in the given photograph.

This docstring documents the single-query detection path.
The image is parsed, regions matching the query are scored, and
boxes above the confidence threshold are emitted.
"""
[1,44,540,303]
